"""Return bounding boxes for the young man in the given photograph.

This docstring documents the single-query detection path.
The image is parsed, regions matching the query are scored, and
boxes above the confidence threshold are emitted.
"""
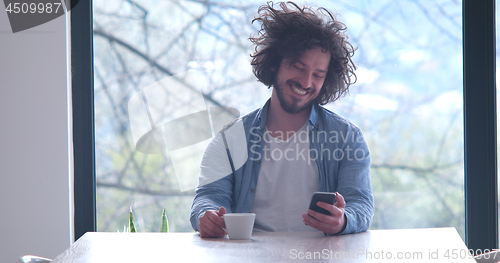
[190,1,373,238]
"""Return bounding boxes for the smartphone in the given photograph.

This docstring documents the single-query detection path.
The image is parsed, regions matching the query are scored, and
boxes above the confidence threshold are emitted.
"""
[308,192,337,215]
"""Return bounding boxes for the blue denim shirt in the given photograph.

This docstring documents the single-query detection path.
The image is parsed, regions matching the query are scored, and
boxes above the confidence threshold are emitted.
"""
[190,100,374,234]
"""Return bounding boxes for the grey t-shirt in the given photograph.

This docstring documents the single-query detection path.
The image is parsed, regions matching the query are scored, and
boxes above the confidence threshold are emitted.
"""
[250,123,319,232]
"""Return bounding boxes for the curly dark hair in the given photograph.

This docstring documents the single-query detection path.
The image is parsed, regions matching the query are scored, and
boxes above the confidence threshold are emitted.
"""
[250,1,357,105]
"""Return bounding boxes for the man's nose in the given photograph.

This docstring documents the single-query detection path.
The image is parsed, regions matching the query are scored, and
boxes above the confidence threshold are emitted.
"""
[299,71,314,89]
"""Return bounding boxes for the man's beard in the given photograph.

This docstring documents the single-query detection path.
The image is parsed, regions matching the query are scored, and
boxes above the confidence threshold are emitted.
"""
[274,80,316,114]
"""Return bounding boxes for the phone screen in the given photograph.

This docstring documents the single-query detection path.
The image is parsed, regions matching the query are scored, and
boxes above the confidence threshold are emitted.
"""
[308,192,336,215]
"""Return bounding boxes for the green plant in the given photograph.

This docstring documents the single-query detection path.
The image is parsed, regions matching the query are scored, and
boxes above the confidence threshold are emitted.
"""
[160,209,169,233]
[129,208,137,232]
[127,208,169,233]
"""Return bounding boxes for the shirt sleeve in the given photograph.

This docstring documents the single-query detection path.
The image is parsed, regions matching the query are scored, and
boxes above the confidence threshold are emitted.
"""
[336,126,374,234]
[189,132,235,231]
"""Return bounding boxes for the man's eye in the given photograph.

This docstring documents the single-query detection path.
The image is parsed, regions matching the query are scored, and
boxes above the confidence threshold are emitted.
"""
[294,65,304,71]
[315,75,325,79]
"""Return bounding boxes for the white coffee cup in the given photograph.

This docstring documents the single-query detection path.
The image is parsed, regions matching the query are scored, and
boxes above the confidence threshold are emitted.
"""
[223,213,256,240]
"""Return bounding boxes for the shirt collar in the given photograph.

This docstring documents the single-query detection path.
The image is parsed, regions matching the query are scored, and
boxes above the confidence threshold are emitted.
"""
[256,99,271,130]
[256,99,320,130]
[309,104,319,130]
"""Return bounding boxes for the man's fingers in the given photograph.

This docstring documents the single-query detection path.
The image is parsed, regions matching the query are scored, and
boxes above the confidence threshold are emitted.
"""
[303,212,345,234]
[303,213,329,232]
[334,192,346,209]
[306,208,327,222]
[218,206,227,216]
[218,206,227,228]
[313,192,345,218]
[206,216,227,234]
[207,212,226,231]
[303,193,347,235]
[199,210,227,238]
[199,223,225,238]
[315,202,336,216]
[208,209,226,227]
[314,201,344,220]
[200,227,223,238]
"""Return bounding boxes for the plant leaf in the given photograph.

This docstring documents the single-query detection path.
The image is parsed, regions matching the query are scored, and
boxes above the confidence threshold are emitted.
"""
[129,209,136,233]
[160,209,169,233]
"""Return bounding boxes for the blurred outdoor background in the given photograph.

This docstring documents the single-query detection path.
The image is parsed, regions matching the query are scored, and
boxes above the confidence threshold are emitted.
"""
[92,0,467,237]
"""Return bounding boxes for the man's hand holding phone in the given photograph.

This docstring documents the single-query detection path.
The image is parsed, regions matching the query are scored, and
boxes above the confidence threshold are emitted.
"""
[302,192,347,235]
[199,206,227,238]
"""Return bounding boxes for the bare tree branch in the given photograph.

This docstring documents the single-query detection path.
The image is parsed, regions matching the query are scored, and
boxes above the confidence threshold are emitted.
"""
[410,0,461,43]
[373,161,462,173]
[98,181,194,196]
[94,28,238,114]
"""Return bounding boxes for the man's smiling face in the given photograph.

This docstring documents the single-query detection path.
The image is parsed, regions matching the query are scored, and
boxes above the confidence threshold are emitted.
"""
[272,47,331,114]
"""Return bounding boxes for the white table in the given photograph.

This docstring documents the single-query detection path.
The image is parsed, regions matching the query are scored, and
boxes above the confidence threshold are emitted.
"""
[52,227,476,262]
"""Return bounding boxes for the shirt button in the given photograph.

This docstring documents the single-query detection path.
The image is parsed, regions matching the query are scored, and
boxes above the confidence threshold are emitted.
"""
[256,160,261,164]
[251,188,255,193]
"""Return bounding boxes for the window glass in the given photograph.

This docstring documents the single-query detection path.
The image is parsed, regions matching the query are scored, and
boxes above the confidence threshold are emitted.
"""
[93,0,464,235]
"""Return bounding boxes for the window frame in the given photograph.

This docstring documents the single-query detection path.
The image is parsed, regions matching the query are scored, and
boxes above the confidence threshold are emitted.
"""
[71,0,96,240]
[463,0,498,251]
[71,0,498,250]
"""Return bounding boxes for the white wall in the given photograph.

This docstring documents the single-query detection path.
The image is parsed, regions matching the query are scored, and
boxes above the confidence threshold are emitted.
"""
[0,8,71,263]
